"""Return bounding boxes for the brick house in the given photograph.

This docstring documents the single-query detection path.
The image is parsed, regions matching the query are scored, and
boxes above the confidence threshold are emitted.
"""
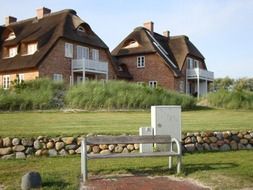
[112,21,214,97]
[0,8,122,89]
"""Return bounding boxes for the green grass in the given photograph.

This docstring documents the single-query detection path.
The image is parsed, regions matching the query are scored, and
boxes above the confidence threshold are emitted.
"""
[0,109,252,137]
[65,80,196,110]
[0,151,252,190]
[206,89,253,109]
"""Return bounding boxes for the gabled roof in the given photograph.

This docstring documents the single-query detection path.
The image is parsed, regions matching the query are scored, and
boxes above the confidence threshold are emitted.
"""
[0,9,109,72]
[112,26,206,76]
[112,27,181,76]
[169,35,206,70]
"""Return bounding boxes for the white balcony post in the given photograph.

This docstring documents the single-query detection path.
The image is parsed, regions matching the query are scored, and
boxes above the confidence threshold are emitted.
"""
[206,80,208,93]
[197,68,200,99]
[82,59,85,84]
[71,60,74,85]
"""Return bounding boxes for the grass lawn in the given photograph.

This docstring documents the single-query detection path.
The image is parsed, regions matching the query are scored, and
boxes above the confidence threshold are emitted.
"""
[0,151,252,190]
[0,109,252,137]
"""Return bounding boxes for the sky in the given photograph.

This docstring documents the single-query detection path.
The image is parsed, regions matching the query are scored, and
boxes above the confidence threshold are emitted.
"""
[1,0,253,78]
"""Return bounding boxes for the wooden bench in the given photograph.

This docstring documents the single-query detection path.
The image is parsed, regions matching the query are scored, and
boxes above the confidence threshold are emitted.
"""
[81,135,182,182]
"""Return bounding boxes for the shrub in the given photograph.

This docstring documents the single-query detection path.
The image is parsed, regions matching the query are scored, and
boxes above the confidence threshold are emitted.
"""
[206,89,253,109]
[0,79,65,111]
[65,80,196,110]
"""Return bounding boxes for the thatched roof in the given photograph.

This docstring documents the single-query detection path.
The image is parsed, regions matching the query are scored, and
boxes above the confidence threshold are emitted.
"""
[112,26,206,76]
[0,9,109,72]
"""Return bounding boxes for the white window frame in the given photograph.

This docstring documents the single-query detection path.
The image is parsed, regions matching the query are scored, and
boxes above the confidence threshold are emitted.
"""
[27,43,37,55]
[53,74,63,82]
[194,60,199,68]
[17,74,24,84]
[137,56,145,68]
[91,49,99,61]
[179,80,184,93]
[77,46,89,60]
[3,75,10,89]
[9,46,17,58]
[149,81,157,88]
[77,26,85,32]
[65,43,73,58]
[187,57,193,69]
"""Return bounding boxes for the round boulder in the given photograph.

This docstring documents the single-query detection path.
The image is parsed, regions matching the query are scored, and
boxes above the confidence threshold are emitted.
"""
[3,137,12,147]
[21,138,34,147]
[55,142,64,151]
[21,171,42,190]
[62,137,75,145]
[13,145,25,152]
[12,138,20,146]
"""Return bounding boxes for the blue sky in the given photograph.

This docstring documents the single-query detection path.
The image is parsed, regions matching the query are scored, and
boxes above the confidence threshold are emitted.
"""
[1,0,253,78]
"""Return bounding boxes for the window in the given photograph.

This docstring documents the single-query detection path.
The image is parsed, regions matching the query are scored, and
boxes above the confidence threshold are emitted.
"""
[5,32,16,41]
[3,75,10,89]
[77,26,85,32]
[137,82,145,86]
[149,81,157,88]
[77,46,89,59]
[53,74,63,81]
[187,58,193,69]
[17,74,24,84]
[91,49,99,61]
[27,43,37,55]
[137,56,145,68]
[123,40,139,49]
[194,60,199,68]
[65,43,73,58]
[179,81,184,93]
[9,46,17,57]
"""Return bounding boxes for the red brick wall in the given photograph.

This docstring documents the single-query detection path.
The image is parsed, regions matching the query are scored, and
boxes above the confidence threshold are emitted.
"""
[116,53,177,91]
[0,69,39,88]
[38,39,116,83]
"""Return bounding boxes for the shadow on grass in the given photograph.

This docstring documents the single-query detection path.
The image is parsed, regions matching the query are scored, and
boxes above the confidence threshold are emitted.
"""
[188,105,215,111]
[183,162,238,175]
[91,162,238,177]
[42,179,71,190]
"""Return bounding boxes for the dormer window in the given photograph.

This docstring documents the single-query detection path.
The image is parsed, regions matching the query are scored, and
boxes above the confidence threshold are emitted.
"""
[9,46,17,58]
[123,40,139,49]
[27,43,37,55]
[77,26,85,32]
[5,32,16,41]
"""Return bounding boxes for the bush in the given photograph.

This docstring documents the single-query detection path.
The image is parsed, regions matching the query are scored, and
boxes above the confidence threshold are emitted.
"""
[65,80,196,110]
[0,79,65,111]
[206,89,253,109]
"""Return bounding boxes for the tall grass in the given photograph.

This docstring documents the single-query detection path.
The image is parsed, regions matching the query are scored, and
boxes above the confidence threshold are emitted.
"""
[65,80,196,110]
[0,79,65,111]
[206,89,253,109]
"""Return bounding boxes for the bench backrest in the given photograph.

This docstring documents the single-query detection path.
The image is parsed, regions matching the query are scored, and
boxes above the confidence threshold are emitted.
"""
[85,135,171,145]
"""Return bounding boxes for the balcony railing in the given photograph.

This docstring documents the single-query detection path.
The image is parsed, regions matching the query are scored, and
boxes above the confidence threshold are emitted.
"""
[72,59,108,74]
[187,68,214,81]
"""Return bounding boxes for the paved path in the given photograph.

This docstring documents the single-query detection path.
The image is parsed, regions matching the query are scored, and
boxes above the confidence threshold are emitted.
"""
[81,176,210,190]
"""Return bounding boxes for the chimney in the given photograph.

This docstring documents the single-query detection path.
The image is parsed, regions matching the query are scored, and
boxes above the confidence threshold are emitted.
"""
[5,16,17,26]
[163,31,170,38]
[36,7,51,19]
[143,21,154,33]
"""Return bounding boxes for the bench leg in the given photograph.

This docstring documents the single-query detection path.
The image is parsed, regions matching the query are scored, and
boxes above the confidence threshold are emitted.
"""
[168,156,173,169]
[81,139,88,183]
[176,156,181,174]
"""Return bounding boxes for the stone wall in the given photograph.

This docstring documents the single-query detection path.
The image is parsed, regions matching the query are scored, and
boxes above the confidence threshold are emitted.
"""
[0,131,252,159]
